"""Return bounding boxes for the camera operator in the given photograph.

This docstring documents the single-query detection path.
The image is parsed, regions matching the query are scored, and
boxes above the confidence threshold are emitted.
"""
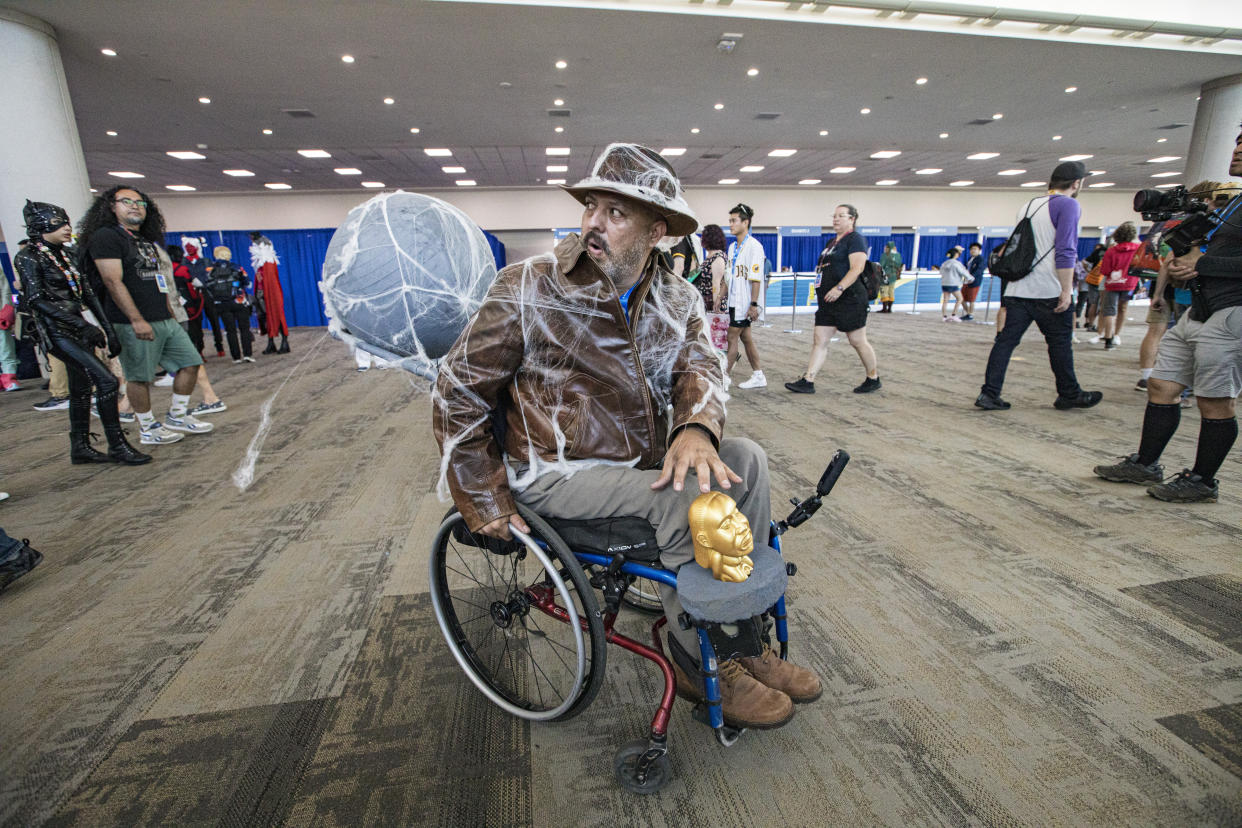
[1095,127,1242,502]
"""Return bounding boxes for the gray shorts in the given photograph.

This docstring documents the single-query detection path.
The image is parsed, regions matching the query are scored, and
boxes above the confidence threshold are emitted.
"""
[1098,289,1128,317]
[1152,305,1242,399]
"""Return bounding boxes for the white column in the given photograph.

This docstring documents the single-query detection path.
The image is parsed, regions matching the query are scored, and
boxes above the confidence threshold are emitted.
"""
[0,9,91,247]
[1184,73,1242,190]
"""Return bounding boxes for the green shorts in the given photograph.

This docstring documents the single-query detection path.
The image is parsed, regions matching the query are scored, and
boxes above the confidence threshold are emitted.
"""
[114,318,203,383]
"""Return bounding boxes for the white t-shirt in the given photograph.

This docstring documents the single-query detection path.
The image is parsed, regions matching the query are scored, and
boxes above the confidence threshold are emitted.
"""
[727,235,765,310]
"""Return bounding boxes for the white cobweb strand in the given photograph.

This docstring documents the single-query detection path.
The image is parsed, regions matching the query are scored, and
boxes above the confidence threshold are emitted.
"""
[232,332,330,491]
[432,246,728,502]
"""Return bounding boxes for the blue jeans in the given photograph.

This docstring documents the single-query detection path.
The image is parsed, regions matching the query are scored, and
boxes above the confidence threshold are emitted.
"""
[981,297,1082,399]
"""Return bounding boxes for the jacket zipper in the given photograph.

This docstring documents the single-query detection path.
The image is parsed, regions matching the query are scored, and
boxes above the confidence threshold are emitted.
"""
[615,263,657,466]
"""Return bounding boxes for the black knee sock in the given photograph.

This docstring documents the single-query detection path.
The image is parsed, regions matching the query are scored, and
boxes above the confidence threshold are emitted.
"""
[1137,402,1181,466]
[1191,417,1238,482]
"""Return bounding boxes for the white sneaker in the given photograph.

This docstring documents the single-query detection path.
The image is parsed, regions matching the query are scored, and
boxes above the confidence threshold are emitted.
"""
[948,315,962,323]
[737,370,767,389]
[1071,335,1080,344]
[189,400,228,416]
[1112,335,1121,346]
[153,374,175,387]
[140,422,184,444]
[163,412,214,434]
[1088,335,1102,344]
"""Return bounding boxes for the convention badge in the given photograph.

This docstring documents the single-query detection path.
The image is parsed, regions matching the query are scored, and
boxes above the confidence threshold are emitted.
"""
[154,271,170,293]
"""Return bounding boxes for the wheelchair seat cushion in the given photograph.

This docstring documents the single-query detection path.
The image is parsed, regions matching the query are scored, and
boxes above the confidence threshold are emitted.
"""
[542,516,662,563]
[675,545,787,623]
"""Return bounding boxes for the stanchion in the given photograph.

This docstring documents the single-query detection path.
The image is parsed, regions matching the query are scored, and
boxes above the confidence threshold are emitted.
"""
[784,274,803,334]
[982,274,997,325]
[905,272,922,315]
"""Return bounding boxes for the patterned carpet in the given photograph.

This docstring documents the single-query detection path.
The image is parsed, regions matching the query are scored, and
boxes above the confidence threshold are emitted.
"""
[0,317,1238,827]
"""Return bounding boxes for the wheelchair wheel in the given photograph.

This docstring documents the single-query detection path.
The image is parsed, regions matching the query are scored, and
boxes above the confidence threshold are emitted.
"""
[613,739,672,794]
[430,506,606,721]
[621,577,664,615]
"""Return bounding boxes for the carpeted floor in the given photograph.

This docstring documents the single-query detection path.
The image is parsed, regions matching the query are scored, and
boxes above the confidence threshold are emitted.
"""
[1,316,1239,827]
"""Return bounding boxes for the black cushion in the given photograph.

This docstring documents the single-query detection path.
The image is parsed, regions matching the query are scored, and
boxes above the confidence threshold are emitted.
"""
[542,516,662,563]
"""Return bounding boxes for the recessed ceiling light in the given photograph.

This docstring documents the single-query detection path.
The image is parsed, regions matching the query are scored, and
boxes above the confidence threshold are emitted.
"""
[409,127,421,134]
[830,166,856,174]
[967,152,999,160]
[1147,155,1182,163]
[997,169,1026,175]
[660,148,686,157]
[740,165,765,173]
[553,98,564,107]
[334,167,363,175]
[89,188,97,193]
[546,165,567,172]
[876,180,899,186]
[361,181,385,188]
[1155,182,1181,189]
[265,183,292,190]
[547,179,566,185]
[1151,171,1181,178]
[440,165,465,174]
[554,126,565,133]
[714,103,725,110]
[165,185,196,191]
[915,168,942,175]
[262,128,273,135]
[992,113,1003,119]
[298,149,332,158]
[1064,86,1077,93]
[198,97,211,104]
[455,180,477,187]
[691,128,701,134]
[860,108,871,115]
[768,149,797,157]
[718,178,739,185]
[166,151,206,160]
[555,59,567,69]
[916,77,928,85]
[1020,181,1044,187]
[939,132,949,139]
[870,150,901,159]
[1052,135,1063,141]
[546,147,571,156]
[100,48,117,57]
[819,130,829,136]
[106,130,118,137]
[747,67,759,76]
[222,169,255,177]
[1059,154,1093,161]
[107,171,144,178]
[383,97,395,105]
[341,54,355,63]
[798,179,821,185]
[1089,170,1106,175]
[950,180,975,187]
[1157,137,1168,143]
[425,148,453,157]
[1088,182,1115,188]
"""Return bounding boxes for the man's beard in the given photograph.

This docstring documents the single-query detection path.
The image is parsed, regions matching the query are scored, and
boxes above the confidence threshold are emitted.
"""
[585,231,648,284]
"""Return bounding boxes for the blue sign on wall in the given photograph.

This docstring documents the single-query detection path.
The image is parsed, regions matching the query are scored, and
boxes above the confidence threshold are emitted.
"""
[778,225,822,237]
[857,226,892,236]
[917,226,958,236]
[553,228,577,240]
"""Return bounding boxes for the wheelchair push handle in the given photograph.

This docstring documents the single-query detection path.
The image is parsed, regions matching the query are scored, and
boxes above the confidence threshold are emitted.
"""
[774,450,849,536]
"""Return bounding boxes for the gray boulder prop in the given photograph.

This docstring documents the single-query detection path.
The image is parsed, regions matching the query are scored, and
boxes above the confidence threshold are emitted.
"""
[321,191,497,379]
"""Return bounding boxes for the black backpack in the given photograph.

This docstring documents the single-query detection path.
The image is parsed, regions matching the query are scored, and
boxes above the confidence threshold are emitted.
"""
[990,198,1053,283]
[859,261,883,301]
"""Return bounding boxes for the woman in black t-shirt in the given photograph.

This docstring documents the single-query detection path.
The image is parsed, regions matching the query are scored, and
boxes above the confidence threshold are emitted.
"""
[785,204,882,394]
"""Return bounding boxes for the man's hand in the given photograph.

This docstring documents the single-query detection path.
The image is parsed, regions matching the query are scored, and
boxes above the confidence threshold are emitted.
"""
[1055,289,1072,313]
[746,304,759,321]
[478,513,530,541]
[131,319,154,341]
[1150,294,1167,313]
[1167,249,1204,282]
[652,427,742,493]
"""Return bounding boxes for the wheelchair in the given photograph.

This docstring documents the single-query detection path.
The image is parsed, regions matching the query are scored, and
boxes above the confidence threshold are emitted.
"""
[429,450,849,794]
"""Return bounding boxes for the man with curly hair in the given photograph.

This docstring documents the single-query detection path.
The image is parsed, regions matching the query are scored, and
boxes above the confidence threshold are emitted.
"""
[77,186,213,445]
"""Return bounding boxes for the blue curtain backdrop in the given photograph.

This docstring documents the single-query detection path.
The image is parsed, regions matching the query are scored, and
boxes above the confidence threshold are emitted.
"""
[0,242,13,285]
[1077,236,1100,261]
[916,235,955,269]
[780,235,824,271]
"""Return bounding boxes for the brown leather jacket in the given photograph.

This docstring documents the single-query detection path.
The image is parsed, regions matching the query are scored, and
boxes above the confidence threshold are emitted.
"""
[433,234,727,531]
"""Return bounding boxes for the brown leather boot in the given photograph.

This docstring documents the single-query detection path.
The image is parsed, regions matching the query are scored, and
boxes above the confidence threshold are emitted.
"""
[672,658,795,729]
[738,643,822,703]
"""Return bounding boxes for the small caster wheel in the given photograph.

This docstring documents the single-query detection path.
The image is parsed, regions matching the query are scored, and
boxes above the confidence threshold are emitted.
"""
[715,725,745,747]
[613,739,672,794]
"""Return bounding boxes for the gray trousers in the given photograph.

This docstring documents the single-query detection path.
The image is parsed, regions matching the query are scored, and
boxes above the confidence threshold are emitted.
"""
[514,437,771,656]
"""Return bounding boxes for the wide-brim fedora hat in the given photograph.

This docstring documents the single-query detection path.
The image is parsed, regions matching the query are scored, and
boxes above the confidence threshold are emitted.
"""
[562,143,699,236]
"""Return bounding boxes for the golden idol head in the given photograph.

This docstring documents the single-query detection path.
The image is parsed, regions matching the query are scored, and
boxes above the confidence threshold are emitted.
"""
[688,491,754,582]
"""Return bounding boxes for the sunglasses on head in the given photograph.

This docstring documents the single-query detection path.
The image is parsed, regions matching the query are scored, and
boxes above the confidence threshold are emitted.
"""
[731,204,753,220]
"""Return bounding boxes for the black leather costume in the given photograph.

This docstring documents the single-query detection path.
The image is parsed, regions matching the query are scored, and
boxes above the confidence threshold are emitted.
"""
[15,200,148,465]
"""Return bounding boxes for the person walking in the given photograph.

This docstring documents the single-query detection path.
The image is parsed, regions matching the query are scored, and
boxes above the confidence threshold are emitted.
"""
[878,241,902,313]
[975,161,1102,411]
[205,246,255,364]
[785,204,881,395]
[939,247,969,321]
[1096,221,1141,350]
[962,242,984,321]
[726,203,767,389]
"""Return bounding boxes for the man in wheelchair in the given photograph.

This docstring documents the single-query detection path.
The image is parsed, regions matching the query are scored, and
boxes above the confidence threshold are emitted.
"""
[432,143,820,730]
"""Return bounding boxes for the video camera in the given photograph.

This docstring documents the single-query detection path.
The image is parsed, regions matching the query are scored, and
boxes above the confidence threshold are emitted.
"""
[1132,186,1220,257]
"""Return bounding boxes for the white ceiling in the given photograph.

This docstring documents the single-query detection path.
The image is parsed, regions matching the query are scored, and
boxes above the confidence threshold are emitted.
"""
[4,0,1240,195]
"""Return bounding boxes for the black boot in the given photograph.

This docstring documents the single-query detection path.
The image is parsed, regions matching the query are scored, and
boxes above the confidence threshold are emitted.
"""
[104,424,152,465]
[69,396,109,464]
[263,338,278,355]
[277,335,290,354]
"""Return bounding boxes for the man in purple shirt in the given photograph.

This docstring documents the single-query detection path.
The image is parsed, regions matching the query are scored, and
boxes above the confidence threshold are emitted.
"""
[976,160,1103,411]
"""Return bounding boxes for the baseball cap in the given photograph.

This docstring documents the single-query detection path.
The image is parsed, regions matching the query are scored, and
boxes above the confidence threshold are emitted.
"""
[1051,160,1091,182]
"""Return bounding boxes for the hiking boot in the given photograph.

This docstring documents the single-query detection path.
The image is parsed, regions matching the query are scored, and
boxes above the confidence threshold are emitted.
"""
[853,376,882,394]
[975,393,1011,411]
[1147,470,1219,503]
[737,370,767,389]
[737,643,822,703]
[784,377,815,394]
[1094,454,1163,484]
[1054,390,1103,410]
[671,658,795,730]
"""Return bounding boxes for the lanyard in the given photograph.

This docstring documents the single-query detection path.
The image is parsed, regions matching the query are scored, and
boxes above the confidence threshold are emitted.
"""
[1205,195,1242,244]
